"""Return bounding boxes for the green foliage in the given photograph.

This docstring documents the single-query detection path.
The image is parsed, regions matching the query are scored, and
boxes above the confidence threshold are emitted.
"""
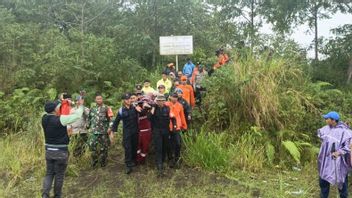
[203,50,315,132]
[282,141,301,164]
[0,0,351,179]
[265,143,275,165]
[200,51,351,166]
[314,24,352,86]
[230,131,266,172]
[0,87,57,135]
[183,129,230,172]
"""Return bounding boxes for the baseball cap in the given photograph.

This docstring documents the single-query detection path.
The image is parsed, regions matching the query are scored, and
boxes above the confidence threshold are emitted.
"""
[156,94,166,101]
[121,93,131,100]
[44,101,60,113]
[323,111,340,121]
[135,84,142,90]
[175,88,183,94]
[170,92,178,98]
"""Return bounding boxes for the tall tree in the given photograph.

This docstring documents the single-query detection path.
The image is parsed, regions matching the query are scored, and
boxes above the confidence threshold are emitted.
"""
[208,0,265,49]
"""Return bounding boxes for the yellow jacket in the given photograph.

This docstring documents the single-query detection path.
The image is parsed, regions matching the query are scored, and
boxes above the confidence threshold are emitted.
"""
[156,79,172,93]
[142,86,156,94]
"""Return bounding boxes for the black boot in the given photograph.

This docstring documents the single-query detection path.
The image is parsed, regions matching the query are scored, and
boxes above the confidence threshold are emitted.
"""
[157,164,164,177]
[100,161,107,167]
[169,159,175,168]
[126,166,132,174]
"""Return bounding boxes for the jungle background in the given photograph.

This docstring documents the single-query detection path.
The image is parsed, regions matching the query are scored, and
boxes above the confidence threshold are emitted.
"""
[0,0,352,197]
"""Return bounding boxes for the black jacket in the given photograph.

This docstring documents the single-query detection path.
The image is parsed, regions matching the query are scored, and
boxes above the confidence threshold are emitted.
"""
[112,105,139,135]
[42,114,69,148]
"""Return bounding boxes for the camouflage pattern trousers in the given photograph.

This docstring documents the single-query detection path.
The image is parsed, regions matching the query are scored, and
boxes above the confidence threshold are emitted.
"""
[89,133,110,167]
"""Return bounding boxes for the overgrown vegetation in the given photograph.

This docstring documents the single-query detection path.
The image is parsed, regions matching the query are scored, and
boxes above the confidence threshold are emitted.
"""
[0,0,351,197]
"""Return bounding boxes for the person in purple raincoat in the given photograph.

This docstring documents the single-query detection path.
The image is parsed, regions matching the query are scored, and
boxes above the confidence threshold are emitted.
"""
[318,111,352,198]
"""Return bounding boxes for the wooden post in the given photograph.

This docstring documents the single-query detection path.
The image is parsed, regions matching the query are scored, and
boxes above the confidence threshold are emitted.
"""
[176,55,179,72]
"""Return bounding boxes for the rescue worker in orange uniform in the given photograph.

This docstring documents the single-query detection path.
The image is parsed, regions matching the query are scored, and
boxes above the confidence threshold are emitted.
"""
[178,76,195,108]
[165,93,187,168]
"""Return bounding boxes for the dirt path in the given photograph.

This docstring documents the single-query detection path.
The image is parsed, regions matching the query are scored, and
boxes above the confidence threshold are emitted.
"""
[63,150,260,198]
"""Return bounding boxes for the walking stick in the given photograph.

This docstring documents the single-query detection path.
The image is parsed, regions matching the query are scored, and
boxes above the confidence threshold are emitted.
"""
[331,142,339,198]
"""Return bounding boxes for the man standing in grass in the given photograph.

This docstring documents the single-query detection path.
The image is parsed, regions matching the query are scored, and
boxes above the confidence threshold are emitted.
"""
[318,111,352,198]
[87,93,114,168]
[165,93,187,168]
[41,98,84,198]
[149,94,171,176]
[112,93,142,174]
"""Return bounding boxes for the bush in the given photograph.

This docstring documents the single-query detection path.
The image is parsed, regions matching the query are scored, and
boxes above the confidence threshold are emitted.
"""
[0,87,57,135]
[183,129,230,172]
[184,128,270,173]
[199,51,344,166]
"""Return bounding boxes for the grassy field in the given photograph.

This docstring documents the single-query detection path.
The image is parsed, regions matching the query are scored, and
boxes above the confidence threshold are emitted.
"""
[0,117,336,198]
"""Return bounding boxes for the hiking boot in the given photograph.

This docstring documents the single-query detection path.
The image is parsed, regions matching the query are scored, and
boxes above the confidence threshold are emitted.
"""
[100,158,107,167]
[157,164,164,177]
[126,167,132,174]
[169,159,175,168]
[157,169,164,177]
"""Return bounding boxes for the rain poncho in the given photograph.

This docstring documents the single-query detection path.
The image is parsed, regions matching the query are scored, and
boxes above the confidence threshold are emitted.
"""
[182,62,195,78]
[317,122,352,189]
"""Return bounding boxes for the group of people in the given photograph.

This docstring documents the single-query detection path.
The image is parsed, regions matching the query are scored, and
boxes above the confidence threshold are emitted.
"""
[38,47,352,198]
[40,54,231,198]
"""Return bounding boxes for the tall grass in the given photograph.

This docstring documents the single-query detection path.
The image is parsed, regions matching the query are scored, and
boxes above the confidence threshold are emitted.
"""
[0,113,92,194]
[204,50,319,132]
[183,129,266,173]
[201,51,332,166]
[0,114,44,192]
[183,129,230,172]
[230,132,266,172]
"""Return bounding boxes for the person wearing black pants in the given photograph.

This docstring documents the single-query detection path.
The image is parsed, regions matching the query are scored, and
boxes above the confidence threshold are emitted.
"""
[41,99,84,198]
[319,176,348,198]
[43,150,68,198]
[165,93,188,168]
[111,93,142,174]
[149,95,171,176]
[169,131,182,167]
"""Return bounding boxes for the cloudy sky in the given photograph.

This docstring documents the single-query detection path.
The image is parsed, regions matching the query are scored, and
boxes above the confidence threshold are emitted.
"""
[261,12,352,58]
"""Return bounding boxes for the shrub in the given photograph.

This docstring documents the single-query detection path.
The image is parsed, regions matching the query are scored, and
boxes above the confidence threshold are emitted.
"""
[200,51,343,166]
[183,129,230,172]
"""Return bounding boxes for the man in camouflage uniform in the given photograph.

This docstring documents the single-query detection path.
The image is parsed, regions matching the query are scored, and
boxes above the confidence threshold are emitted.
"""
[87,93,113,168]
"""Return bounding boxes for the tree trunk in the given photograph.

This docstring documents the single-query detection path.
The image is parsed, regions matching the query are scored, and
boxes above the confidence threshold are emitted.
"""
[314,3,318,61]
[152,0,158,68]
[347,59,352,84]
[81,2,86,58]
[250,0,255,50]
